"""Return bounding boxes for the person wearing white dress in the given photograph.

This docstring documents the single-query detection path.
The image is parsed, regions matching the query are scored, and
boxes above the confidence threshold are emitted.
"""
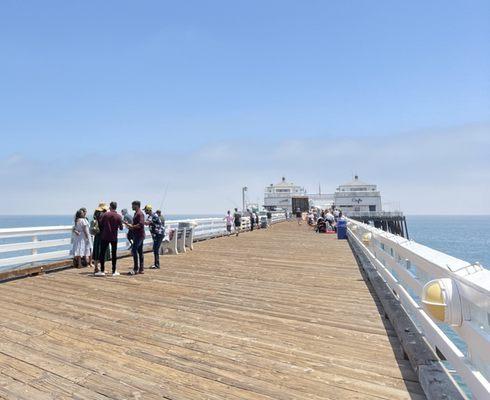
[71,209,92,268]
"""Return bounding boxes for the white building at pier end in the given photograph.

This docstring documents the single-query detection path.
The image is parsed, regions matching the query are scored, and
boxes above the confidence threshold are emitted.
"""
[334,175,382,215]
[264,177,308,212]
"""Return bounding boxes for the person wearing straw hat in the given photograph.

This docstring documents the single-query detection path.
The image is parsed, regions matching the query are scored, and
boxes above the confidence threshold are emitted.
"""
[91,202,109,275]
[144,204,165,269]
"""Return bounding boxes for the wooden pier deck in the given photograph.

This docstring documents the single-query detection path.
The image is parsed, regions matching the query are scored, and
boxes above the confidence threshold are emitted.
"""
[0,222,426,400]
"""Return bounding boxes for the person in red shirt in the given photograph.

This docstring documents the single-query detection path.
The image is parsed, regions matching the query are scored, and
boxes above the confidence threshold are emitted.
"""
[123,200,146,275]
[97,201,123,276]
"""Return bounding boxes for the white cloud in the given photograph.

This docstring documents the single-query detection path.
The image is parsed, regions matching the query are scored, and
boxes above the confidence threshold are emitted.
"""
[1,122,489,215]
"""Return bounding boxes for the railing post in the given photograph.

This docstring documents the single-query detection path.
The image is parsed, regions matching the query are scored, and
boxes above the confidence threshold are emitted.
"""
[32,235,38,256]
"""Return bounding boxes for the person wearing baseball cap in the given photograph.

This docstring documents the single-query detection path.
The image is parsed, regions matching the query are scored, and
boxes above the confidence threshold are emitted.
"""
[144,204,165,269]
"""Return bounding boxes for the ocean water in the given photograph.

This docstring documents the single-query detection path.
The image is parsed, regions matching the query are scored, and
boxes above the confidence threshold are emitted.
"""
[407,215,490,269]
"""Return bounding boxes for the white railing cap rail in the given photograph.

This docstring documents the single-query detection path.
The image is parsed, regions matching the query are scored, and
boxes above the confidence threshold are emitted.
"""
[346,218,490,297]
[0,225,73,239]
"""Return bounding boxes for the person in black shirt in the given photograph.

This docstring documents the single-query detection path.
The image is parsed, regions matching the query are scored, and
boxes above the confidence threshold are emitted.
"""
[233,208,242,237]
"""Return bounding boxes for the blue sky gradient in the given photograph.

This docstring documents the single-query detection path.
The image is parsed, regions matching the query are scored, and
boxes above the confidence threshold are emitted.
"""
[1,1,489,214]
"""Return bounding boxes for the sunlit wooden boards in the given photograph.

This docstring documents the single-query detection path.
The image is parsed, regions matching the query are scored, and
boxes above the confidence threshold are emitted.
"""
[0,222,425,399]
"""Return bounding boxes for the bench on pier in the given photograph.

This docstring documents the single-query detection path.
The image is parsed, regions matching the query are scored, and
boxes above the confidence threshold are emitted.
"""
[160,227,194,255]
[160,228,179,255]
[177,228,186,253]
[185,227,194,250]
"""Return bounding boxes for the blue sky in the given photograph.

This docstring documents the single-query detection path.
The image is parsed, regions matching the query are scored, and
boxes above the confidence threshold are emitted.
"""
[1,1,489,214]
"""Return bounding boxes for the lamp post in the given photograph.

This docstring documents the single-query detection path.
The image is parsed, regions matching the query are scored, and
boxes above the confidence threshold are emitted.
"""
[242,186,248,212]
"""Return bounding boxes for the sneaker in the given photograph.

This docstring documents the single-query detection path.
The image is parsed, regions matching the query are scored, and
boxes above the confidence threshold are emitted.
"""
[112,271,120,276]
[149,265,160,269]
[128,270,136,276]
[94,271,105,277]
[138,269,145,275]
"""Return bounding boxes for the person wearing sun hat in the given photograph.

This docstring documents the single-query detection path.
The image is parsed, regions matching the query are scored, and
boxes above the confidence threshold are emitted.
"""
[91,202,109,275]
[143,204,165,269]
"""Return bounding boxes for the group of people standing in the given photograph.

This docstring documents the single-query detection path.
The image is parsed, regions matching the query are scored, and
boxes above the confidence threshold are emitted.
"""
[71,201,165,276]
[224,208,266,236]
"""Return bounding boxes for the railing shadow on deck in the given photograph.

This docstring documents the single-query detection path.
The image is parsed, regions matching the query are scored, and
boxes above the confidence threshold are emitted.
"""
[348,238,466,400]
[352,253,425,399]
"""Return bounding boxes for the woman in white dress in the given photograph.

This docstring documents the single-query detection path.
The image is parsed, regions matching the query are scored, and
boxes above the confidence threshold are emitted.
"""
[71,209,92,268]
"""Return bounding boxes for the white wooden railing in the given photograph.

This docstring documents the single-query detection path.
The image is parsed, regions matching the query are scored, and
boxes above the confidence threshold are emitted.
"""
[347,218,490,400]
[0,213,286,272]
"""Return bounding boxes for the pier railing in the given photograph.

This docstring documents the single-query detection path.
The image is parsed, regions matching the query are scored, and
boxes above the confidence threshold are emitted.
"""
[347,218,490,400]
[0,212,287,274]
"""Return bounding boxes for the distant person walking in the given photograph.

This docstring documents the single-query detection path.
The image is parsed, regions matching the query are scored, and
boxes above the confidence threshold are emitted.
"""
[248,209,255,231]
[97,202,123,276]
[144,205,165,269]
[233,208,242,237]
[71,209,92,268]
[266,211,272,226]
[295,208,302,225]
[224,210,233,236]
[124,200,146,275]
[121,208,134,249]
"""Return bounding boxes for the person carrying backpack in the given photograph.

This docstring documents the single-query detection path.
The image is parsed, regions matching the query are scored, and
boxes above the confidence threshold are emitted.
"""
[233,208,242,237]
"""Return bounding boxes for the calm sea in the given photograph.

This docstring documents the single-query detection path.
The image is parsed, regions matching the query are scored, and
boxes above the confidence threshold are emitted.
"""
[406,215,490,269]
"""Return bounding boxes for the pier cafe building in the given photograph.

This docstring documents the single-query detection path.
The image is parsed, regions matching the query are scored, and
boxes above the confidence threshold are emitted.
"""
[333,175,382,215]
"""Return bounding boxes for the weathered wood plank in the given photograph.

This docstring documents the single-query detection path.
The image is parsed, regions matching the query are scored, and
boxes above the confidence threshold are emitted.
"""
[0,222,425,399]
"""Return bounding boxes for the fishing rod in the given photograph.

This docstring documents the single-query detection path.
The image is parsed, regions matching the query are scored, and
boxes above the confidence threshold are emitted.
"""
[225,196,239,209]
[159,184,169,211]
